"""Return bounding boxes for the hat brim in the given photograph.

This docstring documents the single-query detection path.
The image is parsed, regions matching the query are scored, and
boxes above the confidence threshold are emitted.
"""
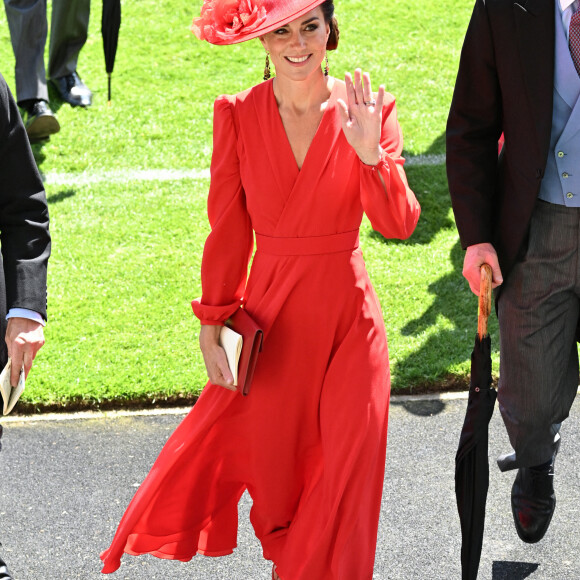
[199,0,327,45]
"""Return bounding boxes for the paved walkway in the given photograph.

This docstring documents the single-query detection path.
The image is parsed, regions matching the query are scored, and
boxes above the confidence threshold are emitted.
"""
[1,394,579,579]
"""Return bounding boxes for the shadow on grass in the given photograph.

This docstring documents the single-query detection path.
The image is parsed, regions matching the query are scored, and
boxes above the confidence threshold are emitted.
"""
[401,240,466,337]
[47,81,66,115]
[422,131,446,155]
[374,132,500,393]
[391,239,489,392]
[388,132,502,391]
[30,84,72,171]
[370,132,454,247]
[31,140,47,169]
[47,188,76,204]
[391,239,499,393]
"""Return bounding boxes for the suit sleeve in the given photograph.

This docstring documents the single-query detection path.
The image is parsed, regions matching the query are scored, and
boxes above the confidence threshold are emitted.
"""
[446,0,503,249]
[359,94,420,239]
[0,74,51,320]
[191,95,254,325]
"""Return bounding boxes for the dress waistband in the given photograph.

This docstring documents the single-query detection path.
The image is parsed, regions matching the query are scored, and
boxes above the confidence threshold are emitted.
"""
[255,230,360,256]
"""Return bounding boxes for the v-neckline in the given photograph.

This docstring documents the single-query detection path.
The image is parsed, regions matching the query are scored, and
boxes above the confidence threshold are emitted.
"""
[269,79,336,172]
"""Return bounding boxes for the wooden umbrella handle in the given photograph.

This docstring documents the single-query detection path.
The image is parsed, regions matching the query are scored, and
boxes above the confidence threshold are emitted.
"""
[478,264,493,339]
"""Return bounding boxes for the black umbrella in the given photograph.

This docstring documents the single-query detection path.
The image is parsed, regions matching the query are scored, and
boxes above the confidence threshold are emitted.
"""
[102,0,121,103]
[455,264,497,580]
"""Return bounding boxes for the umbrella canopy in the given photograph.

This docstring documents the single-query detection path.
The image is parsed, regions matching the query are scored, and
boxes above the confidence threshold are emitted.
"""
[102,0,121,103]
[455,264,497,580]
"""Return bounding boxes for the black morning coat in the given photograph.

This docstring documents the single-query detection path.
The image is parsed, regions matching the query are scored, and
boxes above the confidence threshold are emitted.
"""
[446,0,556,285]
[0,73,51,367]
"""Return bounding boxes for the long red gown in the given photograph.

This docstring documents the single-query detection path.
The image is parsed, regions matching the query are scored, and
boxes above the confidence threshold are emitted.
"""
[100,78,420,579]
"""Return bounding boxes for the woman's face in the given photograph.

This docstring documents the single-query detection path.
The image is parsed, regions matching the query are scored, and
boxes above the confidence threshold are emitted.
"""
[260,7,330,82]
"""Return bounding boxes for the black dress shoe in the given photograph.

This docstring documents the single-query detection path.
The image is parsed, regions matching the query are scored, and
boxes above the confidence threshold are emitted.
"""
[21,99,60,143]
[0,553,14,580]
[49,71,92,107]
[511,457,556,543]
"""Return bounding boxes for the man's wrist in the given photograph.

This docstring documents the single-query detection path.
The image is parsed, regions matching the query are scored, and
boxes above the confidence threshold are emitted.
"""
[6,309,46,326]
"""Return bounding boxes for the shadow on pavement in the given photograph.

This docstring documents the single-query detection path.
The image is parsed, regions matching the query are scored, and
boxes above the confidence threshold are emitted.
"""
[492,560,539,579]
[390,398,447,417]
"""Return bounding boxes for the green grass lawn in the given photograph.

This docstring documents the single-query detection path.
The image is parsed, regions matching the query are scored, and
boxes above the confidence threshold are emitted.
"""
[0,0,500,410]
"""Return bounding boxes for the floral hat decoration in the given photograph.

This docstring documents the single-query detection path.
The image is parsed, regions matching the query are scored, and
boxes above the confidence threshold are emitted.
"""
[192,0,327,45]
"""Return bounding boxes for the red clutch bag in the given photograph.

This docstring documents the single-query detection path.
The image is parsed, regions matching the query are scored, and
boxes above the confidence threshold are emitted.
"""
[224,308,263,396]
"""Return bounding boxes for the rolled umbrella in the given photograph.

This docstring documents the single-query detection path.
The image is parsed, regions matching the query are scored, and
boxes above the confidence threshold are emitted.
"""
[102,0,121,103]
[455,263,497,580]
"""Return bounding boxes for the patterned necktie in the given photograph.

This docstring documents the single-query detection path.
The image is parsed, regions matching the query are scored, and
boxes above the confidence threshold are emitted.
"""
[571,11,580,76]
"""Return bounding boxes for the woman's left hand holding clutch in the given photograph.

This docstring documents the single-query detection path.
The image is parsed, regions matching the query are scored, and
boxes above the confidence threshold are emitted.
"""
[199,324,236,391]
[337,69,385,166]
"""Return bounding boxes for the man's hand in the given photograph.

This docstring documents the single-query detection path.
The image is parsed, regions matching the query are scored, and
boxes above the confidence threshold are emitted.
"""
[5,317,45,386]
[463,242,504,295]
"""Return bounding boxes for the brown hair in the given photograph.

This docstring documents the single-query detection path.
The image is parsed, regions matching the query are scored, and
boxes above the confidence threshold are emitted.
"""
[321,0,339,51]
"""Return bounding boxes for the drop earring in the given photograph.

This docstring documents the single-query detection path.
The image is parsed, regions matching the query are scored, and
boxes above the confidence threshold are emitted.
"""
[264,52,271,81]
[323,53,329,76]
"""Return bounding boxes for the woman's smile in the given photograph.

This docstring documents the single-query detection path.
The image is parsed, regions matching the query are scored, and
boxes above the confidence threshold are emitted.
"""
[285,55,312,64]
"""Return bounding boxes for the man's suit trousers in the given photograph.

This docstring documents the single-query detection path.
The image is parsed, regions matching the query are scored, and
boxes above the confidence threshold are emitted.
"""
[497,199,580,472]
[3,0,90,103]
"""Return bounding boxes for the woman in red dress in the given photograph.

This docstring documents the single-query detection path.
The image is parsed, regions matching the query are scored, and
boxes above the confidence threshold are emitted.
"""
[101,1,420,578]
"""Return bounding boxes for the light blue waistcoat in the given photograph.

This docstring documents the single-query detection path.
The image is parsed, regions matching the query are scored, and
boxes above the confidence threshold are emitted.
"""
[537,2,580,206]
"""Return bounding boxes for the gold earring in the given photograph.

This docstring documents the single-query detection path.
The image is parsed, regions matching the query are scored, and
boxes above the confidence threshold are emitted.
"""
[323,53,329,76]
[264,52,271,81]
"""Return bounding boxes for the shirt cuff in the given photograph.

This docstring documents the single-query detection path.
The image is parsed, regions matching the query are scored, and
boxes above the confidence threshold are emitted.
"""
[6,308,46,326]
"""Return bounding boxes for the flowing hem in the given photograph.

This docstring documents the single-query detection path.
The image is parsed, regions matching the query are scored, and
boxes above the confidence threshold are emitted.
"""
[100,545,236,574]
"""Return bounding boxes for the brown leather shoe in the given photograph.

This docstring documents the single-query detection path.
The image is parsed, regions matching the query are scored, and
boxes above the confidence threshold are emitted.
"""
[511,457,556,543]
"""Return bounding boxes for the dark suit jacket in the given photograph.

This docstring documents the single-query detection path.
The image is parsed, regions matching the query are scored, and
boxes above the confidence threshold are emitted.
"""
[0,74,51,367]
[446,0,555,283]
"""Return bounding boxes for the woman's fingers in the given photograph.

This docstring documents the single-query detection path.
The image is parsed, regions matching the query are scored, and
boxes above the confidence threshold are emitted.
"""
[337,98,351,124]
[344,71,356,112]
[362,71,373,105]
[354,68,364,104]
[205,344,235,389]
[345,70,383,110]
[340,70,384,165]
[375,84,385,110]
[199,324,236,390]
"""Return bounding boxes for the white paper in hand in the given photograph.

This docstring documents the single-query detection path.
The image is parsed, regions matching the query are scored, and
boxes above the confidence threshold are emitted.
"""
[0,359,25,415]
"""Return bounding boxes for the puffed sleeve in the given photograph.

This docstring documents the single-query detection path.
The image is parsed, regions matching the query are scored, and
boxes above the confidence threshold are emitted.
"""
[359,93,420,240]
[191,95,254,325]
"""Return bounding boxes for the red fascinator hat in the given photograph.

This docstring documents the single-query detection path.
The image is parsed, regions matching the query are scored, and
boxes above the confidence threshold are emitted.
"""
[192,0,327,45]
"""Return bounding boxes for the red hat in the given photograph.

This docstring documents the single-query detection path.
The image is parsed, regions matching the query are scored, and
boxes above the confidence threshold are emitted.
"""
[192,0,327,45]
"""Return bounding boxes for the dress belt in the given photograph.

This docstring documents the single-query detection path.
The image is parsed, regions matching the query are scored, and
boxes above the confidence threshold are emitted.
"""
[255,230,360,256]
